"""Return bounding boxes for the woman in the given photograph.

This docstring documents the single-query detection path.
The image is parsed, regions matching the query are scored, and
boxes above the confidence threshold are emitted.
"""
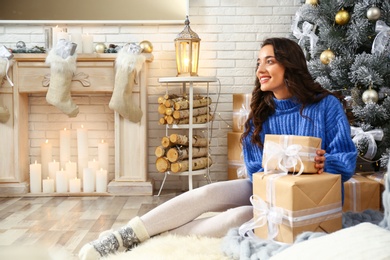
[79,37,356,259]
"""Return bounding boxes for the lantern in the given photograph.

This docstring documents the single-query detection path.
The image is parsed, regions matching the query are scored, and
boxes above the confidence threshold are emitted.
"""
[175,16,201,77]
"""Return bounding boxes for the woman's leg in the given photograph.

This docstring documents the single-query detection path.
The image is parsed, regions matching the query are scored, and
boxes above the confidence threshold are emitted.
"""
[141,178,253,236]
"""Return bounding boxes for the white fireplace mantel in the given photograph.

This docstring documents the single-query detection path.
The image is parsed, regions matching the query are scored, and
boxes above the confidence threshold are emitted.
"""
[0,53,154,196]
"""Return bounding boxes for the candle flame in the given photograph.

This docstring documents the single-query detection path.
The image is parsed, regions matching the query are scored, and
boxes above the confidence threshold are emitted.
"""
[101,139,104,143]
[64,128,67,131]
[81,125,84,129]
[45,139,49,144]
[35,160,37,164]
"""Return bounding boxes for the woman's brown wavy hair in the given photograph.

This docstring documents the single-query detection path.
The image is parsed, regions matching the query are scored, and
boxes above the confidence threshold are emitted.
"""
[240,37,334,148]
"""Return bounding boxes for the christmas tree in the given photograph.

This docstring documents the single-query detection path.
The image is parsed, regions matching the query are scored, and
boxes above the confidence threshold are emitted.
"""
[290,0,390,170]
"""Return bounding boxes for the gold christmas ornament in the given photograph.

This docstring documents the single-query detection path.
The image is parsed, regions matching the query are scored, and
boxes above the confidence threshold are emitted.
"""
[140,40,153,53]
[362,87,379,104]
[95,43,106,53]
[367,6,381,21]
[335,8,350,25]
[320,49,335,65]
[305,0,318,5]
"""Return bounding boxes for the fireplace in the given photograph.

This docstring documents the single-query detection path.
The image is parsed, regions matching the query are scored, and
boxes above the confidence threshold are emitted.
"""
[0,53,153,195]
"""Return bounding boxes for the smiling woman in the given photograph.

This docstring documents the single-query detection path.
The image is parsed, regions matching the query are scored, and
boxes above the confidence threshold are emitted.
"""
[0,0,188,24]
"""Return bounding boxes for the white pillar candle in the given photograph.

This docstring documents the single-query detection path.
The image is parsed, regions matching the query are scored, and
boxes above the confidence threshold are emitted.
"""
[56,168,68,193]
[82,34,94,53]
[42,177,55,193]
[48,159,59,191]
[57,31,69,42]
[70,33,83,54]
[60,128,71,168]
[69,178,81,193]
[98,140,109,171]
[40,139,52,180]
[65,161,77,180]
[77,125,89,179]
[52,26,63,48]
[29,161,42,193]
[96,168,108,193]
[83,168,95,192]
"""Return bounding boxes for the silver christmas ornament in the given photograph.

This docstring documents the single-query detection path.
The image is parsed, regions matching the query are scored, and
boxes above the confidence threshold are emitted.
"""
[367,6,381,21]
[362,88,379,104]
[16,41,26,49]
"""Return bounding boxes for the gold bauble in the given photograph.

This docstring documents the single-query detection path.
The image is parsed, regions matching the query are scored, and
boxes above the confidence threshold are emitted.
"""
[320,49,335,65]
[362,88,378,104]
[335,9,350,25]
[95,43,106,53]
[367,6,381,21]
[305,0,318,5]
[140,40,153,53]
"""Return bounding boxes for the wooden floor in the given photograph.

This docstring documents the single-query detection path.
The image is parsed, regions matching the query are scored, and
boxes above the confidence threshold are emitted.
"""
[0,190,181,258]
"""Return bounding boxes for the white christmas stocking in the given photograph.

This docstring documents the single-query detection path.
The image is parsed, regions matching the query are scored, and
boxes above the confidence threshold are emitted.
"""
[45,41,79,117]
[109,43,146,123]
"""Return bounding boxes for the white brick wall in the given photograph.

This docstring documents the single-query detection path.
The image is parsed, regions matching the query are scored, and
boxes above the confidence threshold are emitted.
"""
[1,0,301,190]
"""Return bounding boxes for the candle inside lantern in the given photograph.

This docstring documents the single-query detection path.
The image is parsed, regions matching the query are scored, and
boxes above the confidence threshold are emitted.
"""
[83,168,95,192]
[60,128,71,168]
[96,168,108,193]
[77,125,89,180]
[56,168,68,193]
[98,139,109,171]
[69,177,81,193]
[40,139,53,179]
[42,177,54,193]
[29,160,42,193]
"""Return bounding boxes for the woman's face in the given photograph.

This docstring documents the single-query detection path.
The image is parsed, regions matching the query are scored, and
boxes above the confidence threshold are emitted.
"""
[256,44,291,100]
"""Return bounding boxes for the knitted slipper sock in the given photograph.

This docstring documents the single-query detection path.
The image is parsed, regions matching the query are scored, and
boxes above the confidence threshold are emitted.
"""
[109,44,145,123]
[79,216,150,260]
[45,48,79,117]
[379,162,390,229]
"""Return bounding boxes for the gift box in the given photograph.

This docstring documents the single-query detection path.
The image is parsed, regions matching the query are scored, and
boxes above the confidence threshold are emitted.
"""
[252,172,342,243]
[343,175,381,212]
[262,134,321,174]
[232,94,251,132]
[228,132,244,180]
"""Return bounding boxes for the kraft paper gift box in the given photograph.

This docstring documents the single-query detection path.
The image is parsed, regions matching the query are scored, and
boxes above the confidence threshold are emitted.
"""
[228,132,245,179]
[343,175,381,212]
[232,94,251,132]
[262,134,321,174]
[252,172,342,244]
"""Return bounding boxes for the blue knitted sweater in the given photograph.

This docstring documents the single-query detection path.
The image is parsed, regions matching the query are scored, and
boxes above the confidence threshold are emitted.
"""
[242,95,357,183]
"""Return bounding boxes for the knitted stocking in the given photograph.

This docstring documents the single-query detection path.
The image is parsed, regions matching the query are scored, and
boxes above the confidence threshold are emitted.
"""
[109,44,146,123]
[45,47,79,117]
[379,161,390,229]
[78,216,150,260]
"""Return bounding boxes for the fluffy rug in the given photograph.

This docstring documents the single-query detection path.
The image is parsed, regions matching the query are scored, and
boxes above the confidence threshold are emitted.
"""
[102,234,228,260]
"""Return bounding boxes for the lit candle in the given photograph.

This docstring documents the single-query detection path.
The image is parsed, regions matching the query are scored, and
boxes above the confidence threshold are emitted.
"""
[82,34,94,53]
[98,140,109,171]
[69,177,81,193]
[48,159,59,191]
[77,125,89,180]
[65,161,77,180]
[29,160,42,193]
[56,168,68,193]
[88,158,100,172]
[41,139,53,179]
[43,177,55,193]
[83,168,95,192]
[70,33,83,54]
[51,26,62,47]
[57,31,69,42]
[96,168,108,193]
[60,128,71,168]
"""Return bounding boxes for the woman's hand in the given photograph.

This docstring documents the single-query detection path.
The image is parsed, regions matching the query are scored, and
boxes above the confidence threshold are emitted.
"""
[314,149,326,174]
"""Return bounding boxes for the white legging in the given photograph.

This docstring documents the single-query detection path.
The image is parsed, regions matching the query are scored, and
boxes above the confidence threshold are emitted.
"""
[140,178,253,238]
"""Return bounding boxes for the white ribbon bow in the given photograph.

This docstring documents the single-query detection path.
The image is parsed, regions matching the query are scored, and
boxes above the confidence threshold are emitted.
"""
[351,126,384,160]
[264,141,305,176]
[291,13,318,56]
[238,195,284,240]
[372,20,390,55]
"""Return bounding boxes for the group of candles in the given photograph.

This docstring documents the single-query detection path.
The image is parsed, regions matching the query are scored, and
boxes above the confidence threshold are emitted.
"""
[29,126,109,194]
[47,26,94,53]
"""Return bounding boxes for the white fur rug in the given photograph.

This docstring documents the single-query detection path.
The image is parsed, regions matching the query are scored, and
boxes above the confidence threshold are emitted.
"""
[102,234,227,260]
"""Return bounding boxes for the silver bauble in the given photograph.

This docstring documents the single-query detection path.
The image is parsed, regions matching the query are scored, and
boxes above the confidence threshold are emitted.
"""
[367,6,381,21]
[16,41,26,49]
[362,88,379,104]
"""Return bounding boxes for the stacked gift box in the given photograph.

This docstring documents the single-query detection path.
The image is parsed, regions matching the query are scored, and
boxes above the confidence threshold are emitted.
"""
[227,93,251,180]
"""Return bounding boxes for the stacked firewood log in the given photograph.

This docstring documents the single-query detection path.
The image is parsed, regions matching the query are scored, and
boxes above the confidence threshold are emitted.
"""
[157,94,213,125]
[155,133,212,173]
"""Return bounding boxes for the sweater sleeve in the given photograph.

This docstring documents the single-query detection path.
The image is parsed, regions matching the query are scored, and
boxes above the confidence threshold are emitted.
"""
[242,123,264,182]
[323,96,357,183]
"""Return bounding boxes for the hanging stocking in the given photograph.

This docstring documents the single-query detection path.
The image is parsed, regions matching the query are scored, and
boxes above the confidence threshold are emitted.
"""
[45,39,79,117]
[109,43,146,123]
